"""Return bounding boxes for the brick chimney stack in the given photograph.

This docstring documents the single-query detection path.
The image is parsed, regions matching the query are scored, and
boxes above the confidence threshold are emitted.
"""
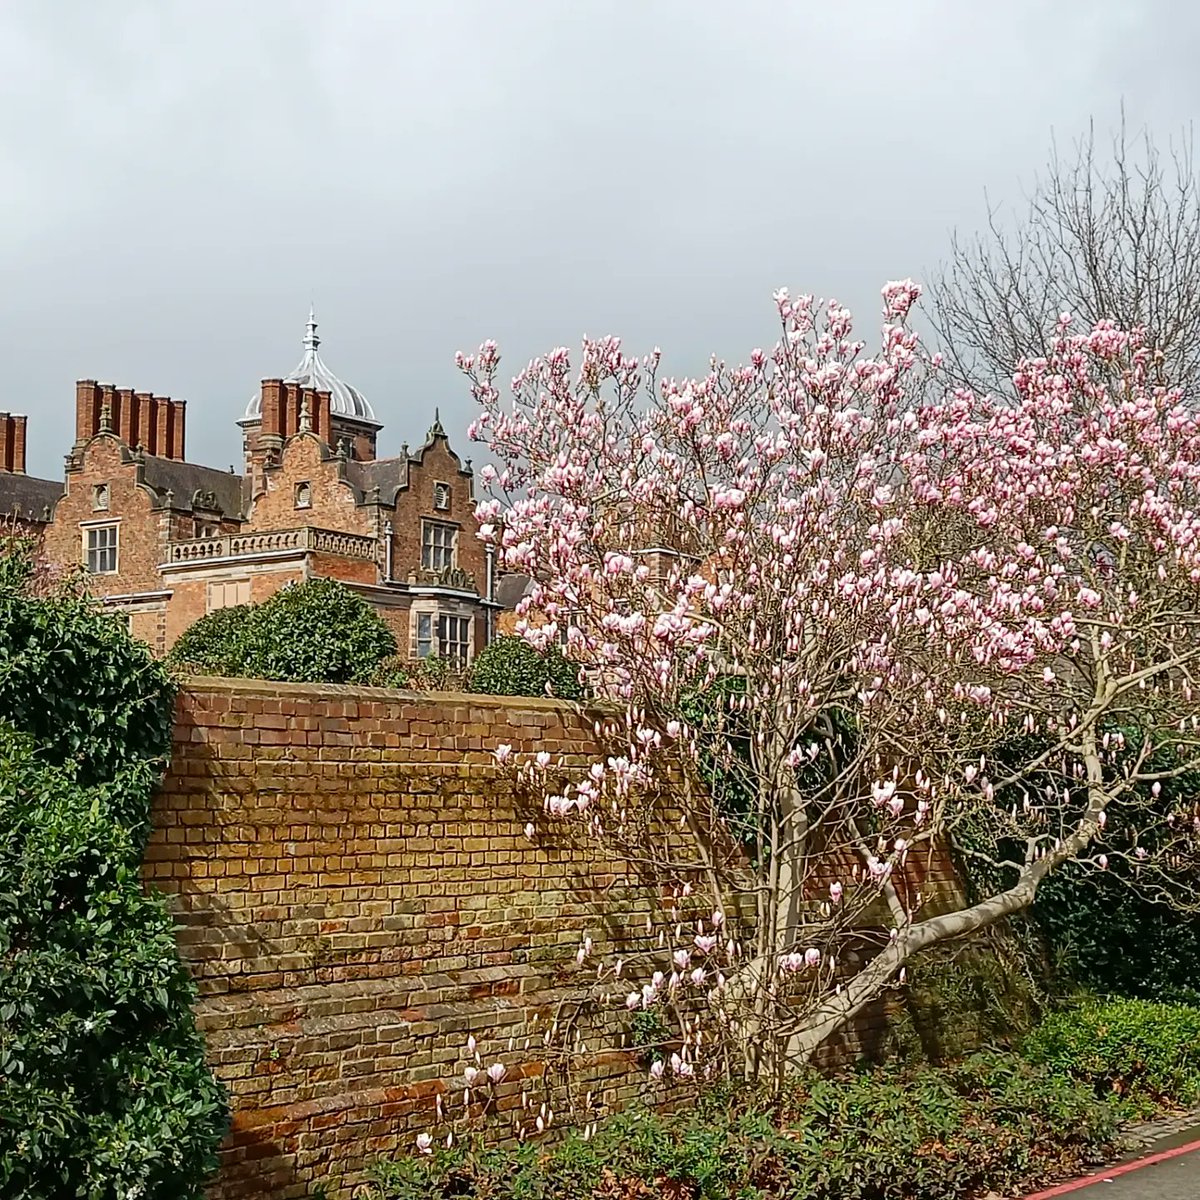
[168,399,186,460]
[0,413,27,473]
[76,381,101,442]
[74,380,187,461]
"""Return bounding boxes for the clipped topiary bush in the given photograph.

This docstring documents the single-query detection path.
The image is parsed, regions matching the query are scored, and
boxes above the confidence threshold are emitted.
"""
[469,635,582,700]
[167,603,253,680]
[0,536,226,1198]
[169,577,396,684]
[1023,997,1200,1112]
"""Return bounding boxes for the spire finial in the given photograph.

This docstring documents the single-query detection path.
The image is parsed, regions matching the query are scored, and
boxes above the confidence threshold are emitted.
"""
[428,407,446,440]
[303,306,320,354]
[99,397,113,434]
[299,392,312,434]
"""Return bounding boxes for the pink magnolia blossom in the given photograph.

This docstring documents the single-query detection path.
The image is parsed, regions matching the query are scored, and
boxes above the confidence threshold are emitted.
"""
[461,283,1200,1093]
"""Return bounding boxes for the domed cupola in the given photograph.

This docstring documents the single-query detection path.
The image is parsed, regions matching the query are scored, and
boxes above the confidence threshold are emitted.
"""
[244,309,375,423]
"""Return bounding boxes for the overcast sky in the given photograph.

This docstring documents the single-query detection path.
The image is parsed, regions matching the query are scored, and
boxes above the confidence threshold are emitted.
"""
[2,1,1195,479]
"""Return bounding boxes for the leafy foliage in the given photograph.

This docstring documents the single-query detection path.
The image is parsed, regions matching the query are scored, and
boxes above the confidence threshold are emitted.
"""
[469,635,582,700]
[959,729,1200,1006]
[0,537,226,1198]
[1024,998,1200,1112]
[365,1053,1118,1200]
[0,540,174,788]
[169,577,396,684]
[166,603,252,680]
[1034,874,1200,1005]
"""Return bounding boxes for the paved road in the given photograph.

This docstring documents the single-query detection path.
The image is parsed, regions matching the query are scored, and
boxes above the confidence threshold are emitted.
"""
[1027,1132,1200,1199]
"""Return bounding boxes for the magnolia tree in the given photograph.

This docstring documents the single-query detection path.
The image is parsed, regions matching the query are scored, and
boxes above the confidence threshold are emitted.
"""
[450,284,1200,1114]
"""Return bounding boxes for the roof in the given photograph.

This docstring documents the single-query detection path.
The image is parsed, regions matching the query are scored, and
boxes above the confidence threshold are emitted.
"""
[0,472,63,524]
[346,456,408,506]
[494,572,534,609]
[244,310,375,423]
[139,455,244,518]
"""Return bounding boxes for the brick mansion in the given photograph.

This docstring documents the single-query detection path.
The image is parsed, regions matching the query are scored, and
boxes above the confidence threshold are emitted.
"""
[0,313,501,661]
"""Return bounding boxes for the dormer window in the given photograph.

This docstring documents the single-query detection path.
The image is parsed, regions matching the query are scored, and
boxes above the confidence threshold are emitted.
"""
[433,481,451,512]
[92,483,109,512]
[294,481,312,510]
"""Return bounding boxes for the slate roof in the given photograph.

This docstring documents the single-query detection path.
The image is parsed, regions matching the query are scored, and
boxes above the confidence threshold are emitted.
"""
[347,456,407,506]
[139,456,244,517]
[494,572,533,609]
[0,472,64,524]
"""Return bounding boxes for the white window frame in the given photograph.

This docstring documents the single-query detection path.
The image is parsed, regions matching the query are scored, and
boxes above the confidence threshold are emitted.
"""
[438,613,471,665]
[84,523,119,575]
[415,610,434,658]
[421,521,457,572]
[558,609,581,648]
[412,604,474,664]
[294,481,312,510]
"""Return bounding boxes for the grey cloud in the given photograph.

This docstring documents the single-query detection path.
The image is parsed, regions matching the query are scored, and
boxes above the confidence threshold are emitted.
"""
[1,0,1195,478]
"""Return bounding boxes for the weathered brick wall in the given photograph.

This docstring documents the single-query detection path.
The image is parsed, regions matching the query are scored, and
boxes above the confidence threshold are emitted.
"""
[150,680,658,1200]
[248,436,374,534]
[149,680,965,1200]
[43,436,172,595]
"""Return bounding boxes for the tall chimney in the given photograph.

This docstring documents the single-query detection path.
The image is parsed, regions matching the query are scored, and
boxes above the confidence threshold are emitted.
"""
[0,414,11,472]
[280,382,298,440]
[156,396,173,458]
[168,399,187,460]
[10,415,26,474]
[75,381,102,442]
[314,389,332,444]
[134,393,155,454]
[115,387,135,448]
[261,379,283,440]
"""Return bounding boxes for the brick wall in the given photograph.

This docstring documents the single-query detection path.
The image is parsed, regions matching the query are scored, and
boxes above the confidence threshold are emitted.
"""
[150,680,659,1200]
[42,437,171,595]
[149,680,963,1200]
[389,439,484,587]
[249,436,374,535]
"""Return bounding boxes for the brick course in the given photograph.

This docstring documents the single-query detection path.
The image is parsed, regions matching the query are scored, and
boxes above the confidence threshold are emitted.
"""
[151,680,963,1199]
[152,680,652,1199]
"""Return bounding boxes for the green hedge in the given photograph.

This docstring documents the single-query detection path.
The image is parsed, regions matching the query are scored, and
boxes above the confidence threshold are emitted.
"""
[1033,868,1200,1006]
[169,577,396,684]
[469,635,582,700]
[0,538,226,1198]
[1024,997,1200,1112]
[366,1053,1118,1200]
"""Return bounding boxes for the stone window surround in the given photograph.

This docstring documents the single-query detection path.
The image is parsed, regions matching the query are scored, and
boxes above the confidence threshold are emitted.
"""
[81,518,120,575]
[421,519,457,572]
[411,597,475,664]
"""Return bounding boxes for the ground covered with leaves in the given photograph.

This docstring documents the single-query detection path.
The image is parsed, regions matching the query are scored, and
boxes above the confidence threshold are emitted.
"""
[367,997,1200,1200]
